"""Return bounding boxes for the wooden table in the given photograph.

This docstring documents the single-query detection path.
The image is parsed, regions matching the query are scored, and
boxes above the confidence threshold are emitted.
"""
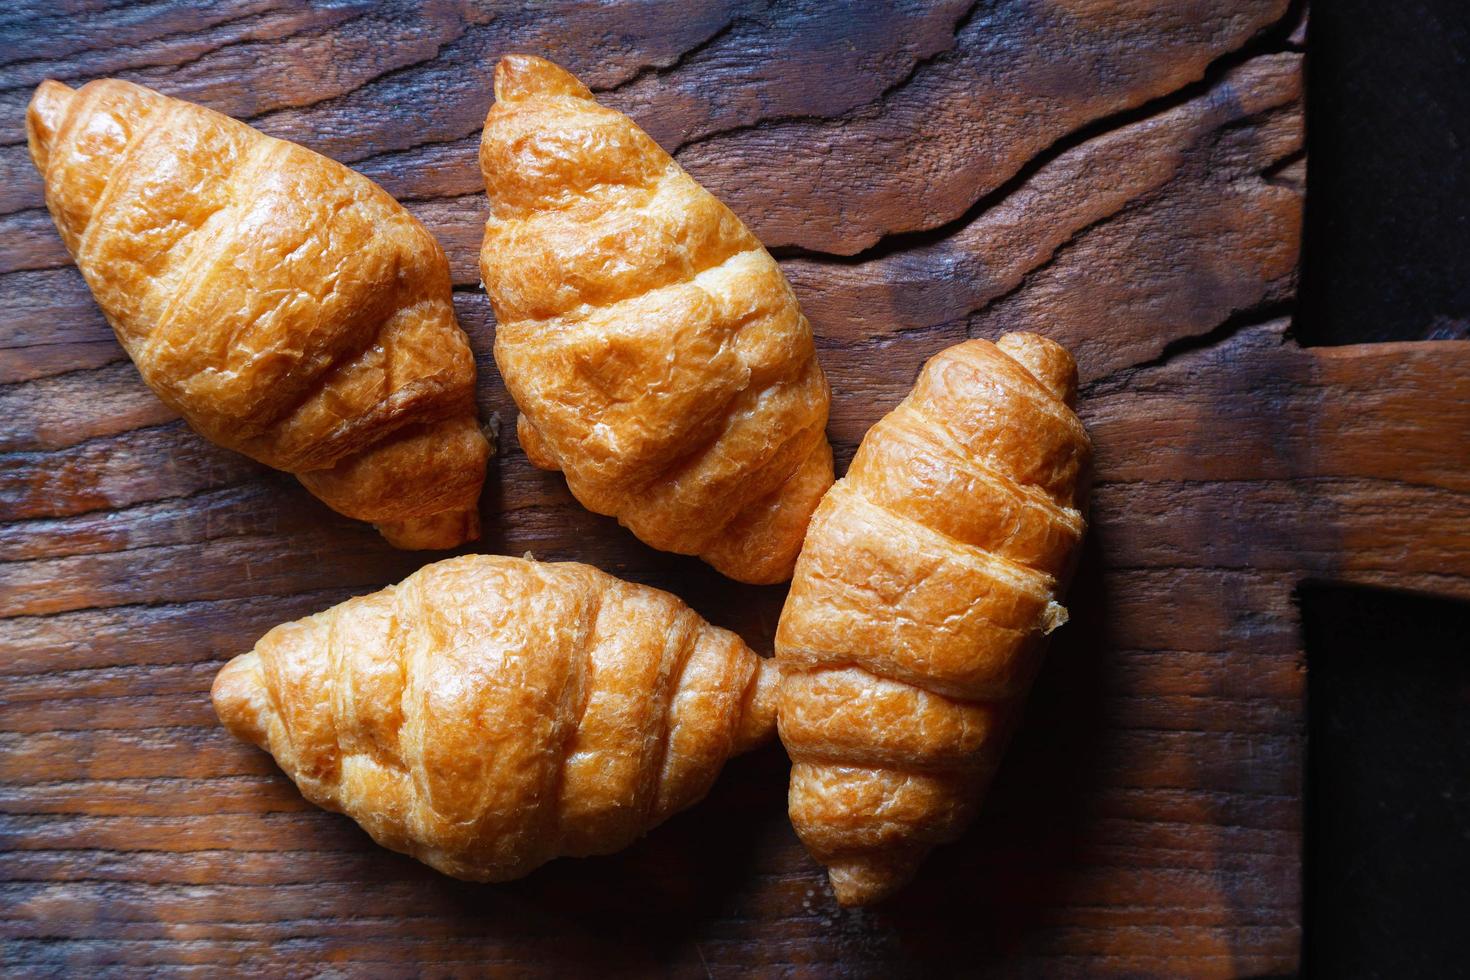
[3,1,1467,975]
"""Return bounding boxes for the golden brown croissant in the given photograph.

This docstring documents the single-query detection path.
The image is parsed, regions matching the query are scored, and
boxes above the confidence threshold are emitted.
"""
[212,554,778,881]
[775,333,1092,905]
[27,79,490,549]
[479,56,833,584]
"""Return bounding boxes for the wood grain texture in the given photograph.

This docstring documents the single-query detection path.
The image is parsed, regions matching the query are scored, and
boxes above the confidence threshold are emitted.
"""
[3,0,1466,976]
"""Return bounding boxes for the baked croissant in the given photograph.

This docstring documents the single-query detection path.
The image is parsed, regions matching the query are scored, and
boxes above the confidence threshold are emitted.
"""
[775,333,1092,905]
[479,55,833,584]
[212,554,778,881]
[27,79,489,549]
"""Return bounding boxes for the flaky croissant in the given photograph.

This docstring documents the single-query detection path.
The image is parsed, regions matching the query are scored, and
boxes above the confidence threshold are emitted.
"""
[212,554,778,881]
[775,333,1092,905]
[27,79,489,549]
[479,56,833,584]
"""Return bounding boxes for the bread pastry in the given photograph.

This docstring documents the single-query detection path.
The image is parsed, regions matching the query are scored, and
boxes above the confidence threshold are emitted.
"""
[27,79,490,549]
[479,55,833,584]
[212,554,778,881]
[775,333,1091,905]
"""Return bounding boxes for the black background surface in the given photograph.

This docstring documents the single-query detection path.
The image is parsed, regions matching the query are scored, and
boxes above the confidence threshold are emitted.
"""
[1300,0,1470,346]
[1299,2,1470,977]
[1302,586,1470,979]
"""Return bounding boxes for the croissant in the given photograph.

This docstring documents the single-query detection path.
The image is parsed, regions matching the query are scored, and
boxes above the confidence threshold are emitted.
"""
[479,56,833,584]
[212,554,778,881]
[775,333,1092,905]
[27,79,490,549]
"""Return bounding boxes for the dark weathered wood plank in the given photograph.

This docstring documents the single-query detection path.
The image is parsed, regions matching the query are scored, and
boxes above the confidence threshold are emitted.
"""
[6,0,1467,976]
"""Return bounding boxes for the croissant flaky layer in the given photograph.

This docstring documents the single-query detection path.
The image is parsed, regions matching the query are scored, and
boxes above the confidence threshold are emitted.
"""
[776,333,1092,905]
[27,79,489,549]
[212,555,778,881]
[479,56,833,584]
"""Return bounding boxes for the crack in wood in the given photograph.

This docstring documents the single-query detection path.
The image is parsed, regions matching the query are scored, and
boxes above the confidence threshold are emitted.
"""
[0,4,293,81]
[590,17,743,97]
[1080,302,1299,398]
[665,0,983,157]
[773,46,1301,268]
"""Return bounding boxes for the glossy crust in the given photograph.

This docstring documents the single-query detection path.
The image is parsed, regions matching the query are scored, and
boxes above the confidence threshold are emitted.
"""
[26,79,489,549]
[775,333,1092,905]
[479,56,833,584]
[212,554,778,881]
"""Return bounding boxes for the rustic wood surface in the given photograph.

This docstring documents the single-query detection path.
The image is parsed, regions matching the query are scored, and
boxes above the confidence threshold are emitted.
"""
[3,0,1467,975]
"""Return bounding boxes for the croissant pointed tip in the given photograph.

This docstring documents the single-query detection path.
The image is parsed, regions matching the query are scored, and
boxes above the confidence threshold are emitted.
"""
[211,651,268,748]
[374,506,480,550]
[699,437,834,584]
[732,657,780,754]
[825,850,924,907]
[26,79,74,172]
[995,331,1079,407]
[493,55,592,104]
